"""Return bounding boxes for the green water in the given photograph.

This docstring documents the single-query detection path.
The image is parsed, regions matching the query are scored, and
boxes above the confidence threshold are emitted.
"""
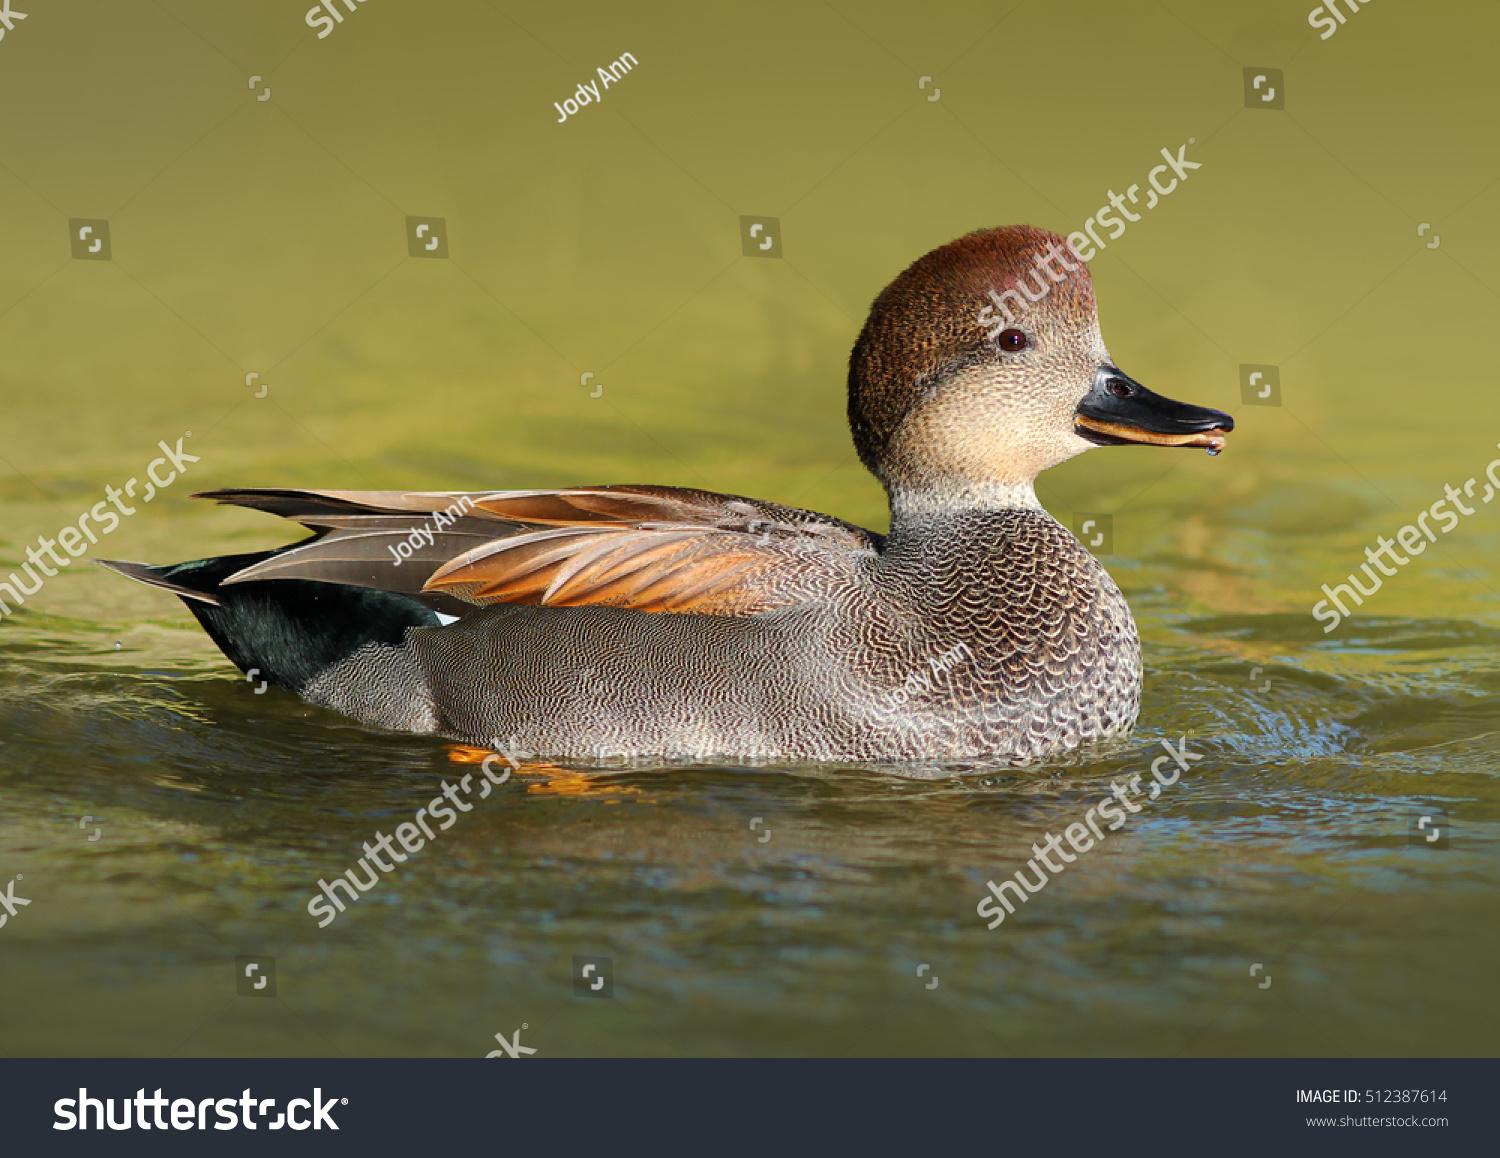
[1,0,1498,1056]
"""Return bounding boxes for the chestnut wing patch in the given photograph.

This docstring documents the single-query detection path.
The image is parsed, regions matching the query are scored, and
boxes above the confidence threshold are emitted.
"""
[426,525,780,613]
[197,485,878,618]
[428,489,875,615]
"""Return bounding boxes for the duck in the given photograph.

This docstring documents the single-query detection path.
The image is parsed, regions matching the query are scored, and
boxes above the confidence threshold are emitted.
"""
[102,225,1232,766]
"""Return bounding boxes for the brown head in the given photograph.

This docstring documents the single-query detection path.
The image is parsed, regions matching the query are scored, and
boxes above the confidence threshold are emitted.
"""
[848,225,1232,516]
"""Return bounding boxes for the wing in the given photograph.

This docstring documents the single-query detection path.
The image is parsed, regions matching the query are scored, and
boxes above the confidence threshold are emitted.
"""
[200,485,882,618]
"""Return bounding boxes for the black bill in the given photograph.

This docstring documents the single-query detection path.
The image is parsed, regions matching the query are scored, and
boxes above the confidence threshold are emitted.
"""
[1075,366,1234,453]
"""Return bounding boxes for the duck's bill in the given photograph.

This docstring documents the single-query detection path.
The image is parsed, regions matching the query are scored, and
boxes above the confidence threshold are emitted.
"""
[1075,367,1234,452]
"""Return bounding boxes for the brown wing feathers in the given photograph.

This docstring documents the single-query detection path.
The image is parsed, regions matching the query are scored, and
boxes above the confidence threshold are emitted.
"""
[424,526,777,613]
[193,486,876,617]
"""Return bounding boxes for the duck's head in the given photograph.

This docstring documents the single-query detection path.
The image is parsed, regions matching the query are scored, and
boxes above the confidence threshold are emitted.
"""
[848,225,1233,514]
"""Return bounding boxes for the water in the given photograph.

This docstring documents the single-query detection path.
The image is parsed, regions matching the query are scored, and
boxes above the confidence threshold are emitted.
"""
[2,0,1498,1057]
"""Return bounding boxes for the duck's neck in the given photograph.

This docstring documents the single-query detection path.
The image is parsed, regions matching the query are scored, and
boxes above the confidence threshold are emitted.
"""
[877,481,1090,590]
[886,479,1043,527]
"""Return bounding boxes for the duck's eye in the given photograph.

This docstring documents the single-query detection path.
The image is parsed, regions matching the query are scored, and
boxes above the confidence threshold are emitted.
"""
[997,328,1027,353]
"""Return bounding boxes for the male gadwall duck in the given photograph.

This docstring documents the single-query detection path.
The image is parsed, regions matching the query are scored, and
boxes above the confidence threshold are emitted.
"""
[104,226,1232,765]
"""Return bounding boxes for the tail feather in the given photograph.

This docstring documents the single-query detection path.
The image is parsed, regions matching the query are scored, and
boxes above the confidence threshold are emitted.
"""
[99,552,440,693]
[98,558,221,605]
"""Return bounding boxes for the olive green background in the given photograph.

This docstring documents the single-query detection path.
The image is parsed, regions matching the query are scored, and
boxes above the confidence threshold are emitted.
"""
[3,0,1496,574]
[1,0,1497,1058]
